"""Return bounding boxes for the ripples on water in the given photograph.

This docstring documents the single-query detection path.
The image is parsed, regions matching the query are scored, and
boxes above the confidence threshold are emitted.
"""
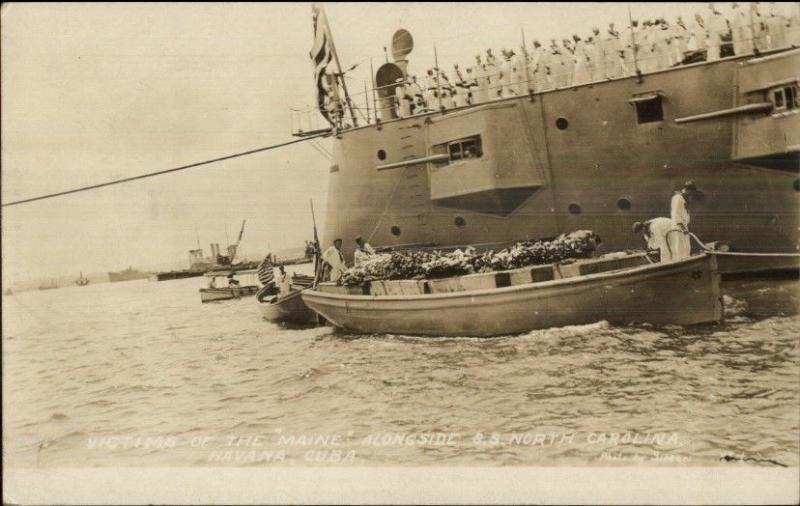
[3,274,798,468]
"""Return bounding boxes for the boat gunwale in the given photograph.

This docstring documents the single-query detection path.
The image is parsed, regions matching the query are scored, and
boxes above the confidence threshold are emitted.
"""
[259,288,306,306]
[304,253,715,303]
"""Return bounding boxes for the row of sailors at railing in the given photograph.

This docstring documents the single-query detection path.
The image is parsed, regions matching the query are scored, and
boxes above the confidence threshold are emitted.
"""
[389,3,800,117]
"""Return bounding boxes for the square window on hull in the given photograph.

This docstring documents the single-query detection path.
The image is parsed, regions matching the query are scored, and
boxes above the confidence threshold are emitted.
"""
[772,83,799,111]
[633,95,664,123]
[432,135,483,165]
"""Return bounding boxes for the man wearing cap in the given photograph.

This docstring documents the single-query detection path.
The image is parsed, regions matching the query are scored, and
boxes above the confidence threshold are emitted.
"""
[572,35,590,85]
[472,54,490,104]
[322,238,346,283]
[500,49,517,98]
[353,236,376,267]
[632,217,675,262]
[406,75,425,113]
[394,78,411,118]
[669,181,702,261]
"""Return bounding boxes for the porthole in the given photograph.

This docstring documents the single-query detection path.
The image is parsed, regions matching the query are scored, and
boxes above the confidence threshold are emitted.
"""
[555,117,569,130]
[794,178,800,191]
[377,149,387,160]
[454,216,466,228]
[568,203,581,215]
[390,225,401,236]
[617,198,632,210]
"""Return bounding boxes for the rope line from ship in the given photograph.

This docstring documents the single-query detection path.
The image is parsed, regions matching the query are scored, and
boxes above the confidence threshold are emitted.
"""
[2,133,330,207]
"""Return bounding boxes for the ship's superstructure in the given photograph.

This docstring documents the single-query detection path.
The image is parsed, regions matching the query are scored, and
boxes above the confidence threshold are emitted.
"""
[301,5,799,273]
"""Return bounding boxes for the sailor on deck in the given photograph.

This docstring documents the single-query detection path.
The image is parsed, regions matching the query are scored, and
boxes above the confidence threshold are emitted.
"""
[673,16,691,62]
[588,27,603,81]
[633,217,674,262]
[472,55,490,104]
[452,64,469,107]
[395,78,411,118]
[407,76,425,113]
[731,3,754,55]
[424,69,439,111]
[530,40,549,91]
[500,49,517,97]
[765,3,787,49]
[689,13,707,54]
[603,24,623,79]
[572,35,590,85]
[322,238,346,283]
[485,49,500,97]
[668,180,703,261]
[622,19,639,76]
[704,5,726,61]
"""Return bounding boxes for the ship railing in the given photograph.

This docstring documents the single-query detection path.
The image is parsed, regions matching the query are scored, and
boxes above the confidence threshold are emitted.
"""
[292,23,799,133]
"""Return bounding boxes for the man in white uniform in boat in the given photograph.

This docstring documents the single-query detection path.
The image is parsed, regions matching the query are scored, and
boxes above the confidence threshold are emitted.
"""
[632,218,674,262]
[353,236,376,267]
[669,180,703,261]
[278,266,291,297]
[322,238,346,283]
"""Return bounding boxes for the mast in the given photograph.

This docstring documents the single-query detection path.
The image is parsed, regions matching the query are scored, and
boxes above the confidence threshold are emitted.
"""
[627,5,641,78]
[434,44,442,111]
[521,25,530,94]
[310,199,323,286]
[229,220,246,264]
[319,4,358,127]
[370,58,378,121]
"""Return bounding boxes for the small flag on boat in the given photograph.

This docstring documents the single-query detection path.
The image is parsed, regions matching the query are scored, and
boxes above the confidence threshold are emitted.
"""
[257,255,275,288]
[310,3,335,125]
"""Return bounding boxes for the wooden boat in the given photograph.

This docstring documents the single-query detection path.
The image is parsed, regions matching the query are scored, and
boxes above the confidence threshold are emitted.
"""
[259,289,320,324]
[302,252,723,337]
[199,269,259,303]
[257,273,320,324]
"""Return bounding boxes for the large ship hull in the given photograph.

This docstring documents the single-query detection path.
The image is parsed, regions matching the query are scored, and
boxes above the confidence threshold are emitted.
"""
[322,49,800,274]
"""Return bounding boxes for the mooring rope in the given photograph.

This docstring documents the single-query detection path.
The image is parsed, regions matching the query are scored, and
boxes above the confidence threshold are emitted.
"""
[2,134,329,207]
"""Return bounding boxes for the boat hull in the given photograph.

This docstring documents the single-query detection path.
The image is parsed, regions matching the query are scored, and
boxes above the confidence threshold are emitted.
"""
[154,271,206,282]
[199,286,259,303]
[302,254,722,337]
[259,290,319,324]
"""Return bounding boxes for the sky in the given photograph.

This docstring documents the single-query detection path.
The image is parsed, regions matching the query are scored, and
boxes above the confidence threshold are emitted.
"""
[2,2,718,285]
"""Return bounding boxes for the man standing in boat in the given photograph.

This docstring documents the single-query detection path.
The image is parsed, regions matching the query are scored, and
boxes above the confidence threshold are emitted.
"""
[354,236,376,266]
[278,266,291,296]
[669,180,703,261]
[322,238,346,283]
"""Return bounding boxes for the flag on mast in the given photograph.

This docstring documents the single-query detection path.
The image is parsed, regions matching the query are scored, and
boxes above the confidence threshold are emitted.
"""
[310,3,336,125]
